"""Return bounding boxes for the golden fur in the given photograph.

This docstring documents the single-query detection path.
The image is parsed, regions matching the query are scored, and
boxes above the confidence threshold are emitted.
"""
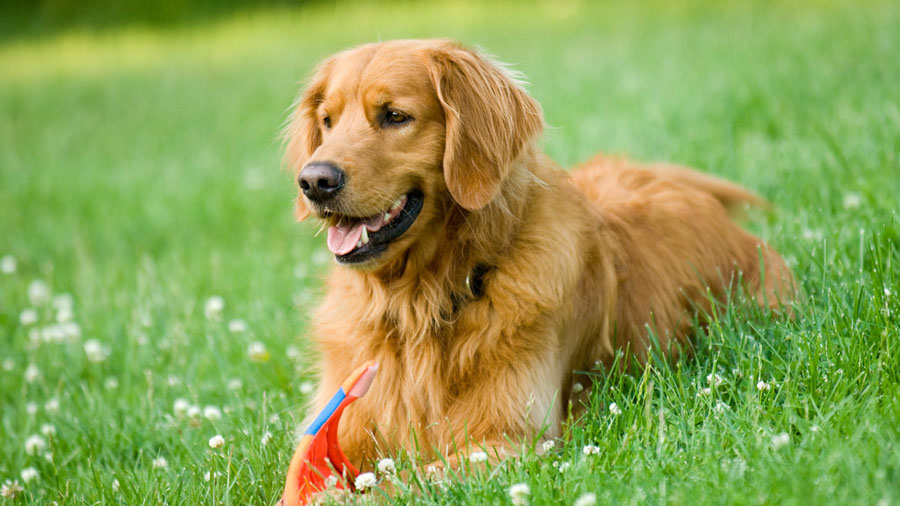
[284,39,794,469]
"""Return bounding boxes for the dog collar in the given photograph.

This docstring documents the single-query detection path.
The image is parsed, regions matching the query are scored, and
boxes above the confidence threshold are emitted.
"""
[464,263,490,298]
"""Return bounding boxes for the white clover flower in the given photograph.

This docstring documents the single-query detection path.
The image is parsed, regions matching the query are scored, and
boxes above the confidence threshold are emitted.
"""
[299,381,314,394]
[52,293,73,310]
[324,475,338,488]
[112,478,120,492]
[25,434,46,455]
[2,358,14,371]
[56,306,73,323]
[43,452,53,463]
[771,432,790,449]
[0,255,16,274]
[609,402,622,416]
[19,308,39,326]
[45,398,59,413]
[204,296,225,320]
[557,461,571,473]
[377,458,396,475]
[728,457,748,478]
[541,440,556,452]
[247,341,269,362]
[187,404,202,419]
[571,382,584,393]
[203,405,223,421]
[41,324,67,343]
[227,379,242,390]
[24,363,40,383]
[756,380,771,392]
[269,413,280,424]
[509,483,530,505]
[885,288,892,297]
[173,398,190,417]
[574,492,597,506]
[572,492,597,506]
[167,375,181,386]
[152,456,168,469]
[354,471,377,490]
[26,402,38,415]
[28,280,51,305]
[1,480,23,499]
[810,425,821,433]
[424,464,444,482]
[706,373,724,386]
[714,401,729,413]
[105,377,119,389]
[20,467,39,483]
[583,444,600,456]
[83,339,108,363]
[468,451,488,463]
[261,431,272,446]
[60,322,81,341]
[801,228,822,241]
[842,192,862,209]
[227,319,247,333]
[41,424,56,437]
[208,434,225,449]
[286,346,301,361]
[697,387,712,396]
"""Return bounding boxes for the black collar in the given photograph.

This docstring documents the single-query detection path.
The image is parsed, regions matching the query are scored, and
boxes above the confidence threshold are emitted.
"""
[447,263,491,318]
[465,263,490,298]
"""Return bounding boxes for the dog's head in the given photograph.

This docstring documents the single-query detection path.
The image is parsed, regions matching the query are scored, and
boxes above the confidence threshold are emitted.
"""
[284,40,542,269]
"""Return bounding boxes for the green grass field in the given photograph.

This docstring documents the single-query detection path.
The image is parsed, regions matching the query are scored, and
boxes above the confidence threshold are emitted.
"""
[1,0,899,504]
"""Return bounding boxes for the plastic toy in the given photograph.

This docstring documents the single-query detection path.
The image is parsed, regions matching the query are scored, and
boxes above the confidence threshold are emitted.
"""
[280,360,379,506]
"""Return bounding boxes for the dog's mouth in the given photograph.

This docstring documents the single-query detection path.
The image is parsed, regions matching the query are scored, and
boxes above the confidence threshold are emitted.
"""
[324,190,424,264]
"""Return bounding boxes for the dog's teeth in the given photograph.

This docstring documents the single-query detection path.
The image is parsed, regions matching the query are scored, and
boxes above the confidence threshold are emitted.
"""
[356,240,363,248]
[385,213,392,222]
[391,198,403,211]
[361,227,369,244]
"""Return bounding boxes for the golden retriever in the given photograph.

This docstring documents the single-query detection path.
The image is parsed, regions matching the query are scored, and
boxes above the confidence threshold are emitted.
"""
[283,39,794,474]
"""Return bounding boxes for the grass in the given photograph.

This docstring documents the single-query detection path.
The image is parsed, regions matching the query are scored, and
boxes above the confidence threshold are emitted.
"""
[1,0,898,504]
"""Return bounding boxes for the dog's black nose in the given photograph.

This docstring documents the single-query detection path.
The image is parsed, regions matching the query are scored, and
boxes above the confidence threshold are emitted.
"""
[298,162,345,202]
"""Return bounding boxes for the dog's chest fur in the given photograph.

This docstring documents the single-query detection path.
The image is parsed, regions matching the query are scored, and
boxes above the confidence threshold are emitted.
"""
[306,167,610,459]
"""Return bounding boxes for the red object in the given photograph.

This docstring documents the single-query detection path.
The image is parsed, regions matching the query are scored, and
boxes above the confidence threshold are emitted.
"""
[281,361,378,506]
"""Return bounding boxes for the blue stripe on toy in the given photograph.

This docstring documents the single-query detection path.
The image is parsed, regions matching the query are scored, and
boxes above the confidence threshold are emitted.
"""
[304,388,347,436]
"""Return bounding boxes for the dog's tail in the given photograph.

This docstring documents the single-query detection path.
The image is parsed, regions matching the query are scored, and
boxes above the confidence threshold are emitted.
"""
[648,164,772,216]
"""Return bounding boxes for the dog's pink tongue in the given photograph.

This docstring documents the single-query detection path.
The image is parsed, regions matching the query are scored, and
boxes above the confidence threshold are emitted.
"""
[327,223,363,255]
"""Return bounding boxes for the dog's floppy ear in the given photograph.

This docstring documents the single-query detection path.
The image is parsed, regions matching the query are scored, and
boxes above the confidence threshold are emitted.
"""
[283,59,334,221]
[427,44,543,210]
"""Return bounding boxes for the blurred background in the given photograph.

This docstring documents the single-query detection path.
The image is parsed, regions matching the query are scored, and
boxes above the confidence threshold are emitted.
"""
[1,0,898,504]
[2,0,895,271]
[1,0,303,36]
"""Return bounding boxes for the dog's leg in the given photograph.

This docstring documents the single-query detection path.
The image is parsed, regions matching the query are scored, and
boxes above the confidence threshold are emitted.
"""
[441,339,564,462]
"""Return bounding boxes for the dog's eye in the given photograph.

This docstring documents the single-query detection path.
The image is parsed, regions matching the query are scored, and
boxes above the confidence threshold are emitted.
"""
[384,110,411,126]
[322,116,332,129]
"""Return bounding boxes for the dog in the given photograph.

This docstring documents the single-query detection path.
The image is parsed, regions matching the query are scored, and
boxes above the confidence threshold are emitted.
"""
[283,39,794,472]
